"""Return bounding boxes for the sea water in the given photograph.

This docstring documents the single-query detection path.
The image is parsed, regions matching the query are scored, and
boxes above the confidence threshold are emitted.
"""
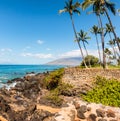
[0,65,63,88]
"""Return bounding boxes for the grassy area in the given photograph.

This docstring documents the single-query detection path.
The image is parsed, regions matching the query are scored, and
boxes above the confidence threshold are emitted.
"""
[43,68,73,106]
[82,76,120,107]
[79,64,120,69]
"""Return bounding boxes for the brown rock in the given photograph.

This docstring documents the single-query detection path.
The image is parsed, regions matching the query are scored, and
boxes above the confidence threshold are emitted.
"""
[74,102,80,109]
[106,109,115,118]
[77,105,87,119]
[87,114,97,121]
[98,119,107,121]
[77,111,86,119]
[87,107,91,111]
[109,120,117,121]
[96,109,105,117]
[77,105,87,113]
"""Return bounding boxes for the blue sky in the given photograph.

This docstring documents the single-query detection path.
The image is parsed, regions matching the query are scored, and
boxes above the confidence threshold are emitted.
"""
[0,0,120,64]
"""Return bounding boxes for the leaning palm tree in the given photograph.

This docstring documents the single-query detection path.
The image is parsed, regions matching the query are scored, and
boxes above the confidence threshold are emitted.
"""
[59,0,88,68]
[82,0,120,52]
[77,30,91,67]
[90,25,102,66]
[104,23,113,40]
[82,0,106,69]
[104,48,112,67]
[108,40,117,59]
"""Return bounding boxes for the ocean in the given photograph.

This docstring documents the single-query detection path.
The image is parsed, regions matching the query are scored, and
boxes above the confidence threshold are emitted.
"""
[0,65,63,88]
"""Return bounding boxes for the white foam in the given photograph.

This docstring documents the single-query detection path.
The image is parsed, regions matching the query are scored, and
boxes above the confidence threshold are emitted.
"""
[5,82,17,90]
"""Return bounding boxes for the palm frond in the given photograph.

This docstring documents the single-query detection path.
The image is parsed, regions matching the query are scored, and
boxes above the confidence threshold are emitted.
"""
[74,1,81,8]
[82,0,94,10]
[73,9,80,15]
[105,1,116,15]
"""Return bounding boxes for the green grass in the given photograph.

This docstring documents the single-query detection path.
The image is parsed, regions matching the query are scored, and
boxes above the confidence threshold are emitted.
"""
[44,68,64,90]
[78,64,120,69]
[82,76,120,107]
[43,68,73,106]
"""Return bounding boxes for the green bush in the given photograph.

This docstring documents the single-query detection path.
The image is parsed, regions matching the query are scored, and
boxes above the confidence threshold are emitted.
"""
[82,76,120,107]
[44,68,64,90]
[43,68,73,106]
[80,55,99,67]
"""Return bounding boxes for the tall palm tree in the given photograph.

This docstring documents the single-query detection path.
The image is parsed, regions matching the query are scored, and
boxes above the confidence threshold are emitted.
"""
[77,30,91,67]
[59,0,88,68]
[82,0,120,52]
[108,40,117,58]
[104,48,112,66]
[105,24,120,59]
[90,25,102,66]
[82,0,107,69]
[104,23,113,40]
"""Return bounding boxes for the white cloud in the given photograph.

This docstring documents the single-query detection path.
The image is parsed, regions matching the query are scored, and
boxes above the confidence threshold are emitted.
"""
[23,46,31,51]
[46,48,51,51]
[59,49,99,58]
[0,48,12,52]
[37,40,44,45]
[60,50,81,58]
[21,52,53,59]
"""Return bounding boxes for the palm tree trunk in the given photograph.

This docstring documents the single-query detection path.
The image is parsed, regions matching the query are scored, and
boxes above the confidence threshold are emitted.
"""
[108,33,117,62]
[95,34,102,66]
[104,9,120,52]
[98,15,106,69]
[83,41,91,67]
[70,15,88,68]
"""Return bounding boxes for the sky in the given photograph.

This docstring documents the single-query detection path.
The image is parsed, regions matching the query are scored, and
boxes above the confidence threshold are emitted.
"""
[0,0,120,64]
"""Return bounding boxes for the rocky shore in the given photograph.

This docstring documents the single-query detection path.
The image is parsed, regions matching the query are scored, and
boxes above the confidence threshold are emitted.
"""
[0,68,120,121]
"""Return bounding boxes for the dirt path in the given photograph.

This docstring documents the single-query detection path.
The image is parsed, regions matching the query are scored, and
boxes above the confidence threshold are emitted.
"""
[37,104,60,113]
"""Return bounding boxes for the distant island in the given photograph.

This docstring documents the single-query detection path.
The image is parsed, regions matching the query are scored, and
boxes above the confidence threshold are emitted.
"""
[46,57,82,66]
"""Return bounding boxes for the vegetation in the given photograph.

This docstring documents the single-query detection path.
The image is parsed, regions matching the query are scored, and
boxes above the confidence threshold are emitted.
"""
[44,68,64,90]
[90,25,102,66]
[44,68,73,106]
[77,30,91,67]
[80,55,99,67]
[59,0,120,69]
[82,76,120,107]
[59,0,88,68]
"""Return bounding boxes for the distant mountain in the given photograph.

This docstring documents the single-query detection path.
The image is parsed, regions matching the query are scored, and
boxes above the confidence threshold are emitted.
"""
[46,57,82,66]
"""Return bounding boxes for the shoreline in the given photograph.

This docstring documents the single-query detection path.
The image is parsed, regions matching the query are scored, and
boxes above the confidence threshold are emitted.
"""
[0,67,120,121]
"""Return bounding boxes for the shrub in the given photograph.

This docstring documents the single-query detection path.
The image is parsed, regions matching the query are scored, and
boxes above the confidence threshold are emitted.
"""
[44,68,64,90]
[82,76,120,107]
[43,68,73,106]
[80,55,99,67]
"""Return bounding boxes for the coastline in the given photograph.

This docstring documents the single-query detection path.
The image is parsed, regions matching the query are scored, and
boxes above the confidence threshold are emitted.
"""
[0,67,120,121]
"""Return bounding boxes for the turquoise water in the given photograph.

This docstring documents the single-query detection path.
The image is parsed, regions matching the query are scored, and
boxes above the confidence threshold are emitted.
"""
[0,65,63,84]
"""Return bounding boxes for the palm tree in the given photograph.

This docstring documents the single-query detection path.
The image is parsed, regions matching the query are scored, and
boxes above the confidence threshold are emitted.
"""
[82,0,107,69]
[82,0,120,52]
[108,40,117,58]
[104,48,112,66]
[90,25,102,66]
[59,0,88,68]
[77,30,91,67]
[104,23,113,40]
[105,24,120,59]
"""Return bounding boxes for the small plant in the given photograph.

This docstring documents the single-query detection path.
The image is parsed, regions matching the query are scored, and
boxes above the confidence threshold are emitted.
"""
[46,92,63,106]
[82,76,120,107]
